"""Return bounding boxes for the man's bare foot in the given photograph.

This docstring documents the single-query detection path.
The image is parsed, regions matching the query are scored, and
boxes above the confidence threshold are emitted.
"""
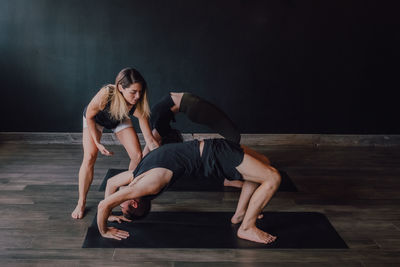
[231,213,263,224]
[237,226,276,244]
[224,179,243,189]
[231,213,244,224]
[71,203,85,219]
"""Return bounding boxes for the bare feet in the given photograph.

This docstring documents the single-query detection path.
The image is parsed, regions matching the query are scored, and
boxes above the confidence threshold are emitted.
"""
[71,202,85,219]
[237,226,276,244]
[231,213,264,224]
[224,179,244,189]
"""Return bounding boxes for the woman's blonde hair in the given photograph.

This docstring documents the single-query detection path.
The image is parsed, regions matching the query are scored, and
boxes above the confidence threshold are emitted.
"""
[106,68,150,121]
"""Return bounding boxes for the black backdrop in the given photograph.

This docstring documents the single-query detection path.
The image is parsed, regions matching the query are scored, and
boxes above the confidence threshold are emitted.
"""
[1,0,399,133]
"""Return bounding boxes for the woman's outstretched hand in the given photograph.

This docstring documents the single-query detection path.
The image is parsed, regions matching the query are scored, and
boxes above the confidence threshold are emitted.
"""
[97,143,114,156]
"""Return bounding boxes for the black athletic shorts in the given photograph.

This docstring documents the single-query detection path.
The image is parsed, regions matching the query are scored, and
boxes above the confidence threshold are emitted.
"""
[201,138,244,181]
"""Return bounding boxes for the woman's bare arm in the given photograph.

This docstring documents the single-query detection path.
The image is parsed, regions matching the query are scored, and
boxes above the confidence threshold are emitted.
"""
[134,109,160,151]
[86,87,113,155]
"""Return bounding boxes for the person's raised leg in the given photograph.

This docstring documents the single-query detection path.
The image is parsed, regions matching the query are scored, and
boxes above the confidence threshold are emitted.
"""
[185,96,241,144]
[115,126,142,171]
[72,127,101,219]
[234,153,281,244]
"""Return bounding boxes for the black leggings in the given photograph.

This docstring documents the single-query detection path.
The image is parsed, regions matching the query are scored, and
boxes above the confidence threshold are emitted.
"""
[179,93,241,144]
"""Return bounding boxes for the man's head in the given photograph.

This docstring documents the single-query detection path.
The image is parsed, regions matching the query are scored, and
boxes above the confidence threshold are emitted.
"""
[120,198,152,220]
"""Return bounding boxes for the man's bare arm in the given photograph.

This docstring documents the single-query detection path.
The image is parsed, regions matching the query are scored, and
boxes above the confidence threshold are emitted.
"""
[97,168,173,240]
[104,170,134,198]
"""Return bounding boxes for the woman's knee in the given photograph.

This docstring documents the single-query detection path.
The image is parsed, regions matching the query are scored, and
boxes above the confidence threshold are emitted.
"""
[129,150,142,162]
[82,152,98,166]
[127,152,142,170]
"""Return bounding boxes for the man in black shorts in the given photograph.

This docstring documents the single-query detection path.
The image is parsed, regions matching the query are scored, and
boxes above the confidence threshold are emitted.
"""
[97,139,281,245]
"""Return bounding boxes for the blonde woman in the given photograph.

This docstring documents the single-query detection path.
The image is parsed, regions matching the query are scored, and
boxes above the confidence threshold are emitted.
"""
[71,67,159,219]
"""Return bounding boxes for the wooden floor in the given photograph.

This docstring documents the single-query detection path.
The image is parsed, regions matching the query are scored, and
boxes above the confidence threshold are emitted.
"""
[0,142,399,266]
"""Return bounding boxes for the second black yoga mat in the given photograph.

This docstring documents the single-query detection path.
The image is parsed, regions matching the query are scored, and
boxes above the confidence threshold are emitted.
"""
[83,211,347,249]
[98,168,297,192]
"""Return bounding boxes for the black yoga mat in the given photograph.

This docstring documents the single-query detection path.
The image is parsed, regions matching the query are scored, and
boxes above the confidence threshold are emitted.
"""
[98,169,297,192]
[83,211,347,248]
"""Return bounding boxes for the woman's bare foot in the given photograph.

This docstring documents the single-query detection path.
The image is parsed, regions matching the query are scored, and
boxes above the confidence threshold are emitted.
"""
[224,179,243,189]
[237,226,276,244]
[71,202,85,219]
[231,213,263,224]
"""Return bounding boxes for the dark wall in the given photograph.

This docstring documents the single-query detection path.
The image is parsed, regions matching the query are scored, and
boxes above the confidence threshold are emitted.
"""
[1,0,399,133]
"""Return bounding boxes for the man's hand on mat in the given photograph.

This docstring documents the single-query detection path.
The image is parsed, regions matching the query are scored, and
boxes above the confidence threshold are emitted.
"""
[97,144,114,156]
[108,215,132,223]
[102,227,130,240]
